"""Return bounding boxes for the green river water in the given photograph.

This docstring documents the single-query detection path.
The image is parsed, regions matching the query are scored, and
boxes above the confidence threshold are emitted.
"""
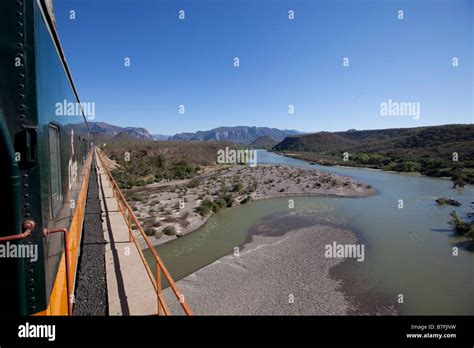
[147,150,474,315]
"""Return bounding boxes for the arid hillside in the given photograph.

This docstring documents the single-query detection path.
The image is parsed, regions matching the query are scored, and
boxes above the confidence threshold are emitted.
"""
[100,140,240,188]
[274,124,474,184]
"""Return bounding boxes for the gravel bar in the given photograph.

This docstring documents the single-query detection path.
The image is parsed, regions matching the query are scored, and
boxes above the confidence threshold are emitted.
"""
[163,222,358,315]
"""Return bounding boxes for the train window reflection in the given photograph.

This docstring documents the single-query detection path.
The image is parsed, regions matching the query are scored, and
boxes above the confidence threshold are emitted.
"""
[48,125,62,216]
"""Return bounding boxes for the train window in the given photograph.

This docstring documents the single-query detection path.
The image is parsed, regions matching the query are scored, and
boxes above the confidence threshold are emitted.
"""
[49,125,62,216]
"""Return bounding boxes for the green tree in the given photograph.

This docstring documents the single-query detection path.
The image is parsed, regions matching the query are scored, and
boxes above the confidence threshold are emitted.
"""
[449,211,473,236]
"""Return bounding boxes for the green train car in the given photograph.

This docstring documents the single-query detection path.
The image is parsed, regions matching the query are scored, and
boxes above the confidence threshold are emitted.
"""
[0,0,93,315]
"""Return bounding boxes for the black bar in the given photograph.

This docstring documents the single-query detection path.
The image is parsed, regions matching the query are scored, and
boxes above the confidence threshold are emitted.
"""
[0,316,473,346]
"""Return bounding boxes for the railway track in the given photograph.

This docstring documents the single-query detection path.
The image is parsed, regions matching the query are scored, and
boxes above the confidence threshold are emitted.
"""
[73,156,108,315]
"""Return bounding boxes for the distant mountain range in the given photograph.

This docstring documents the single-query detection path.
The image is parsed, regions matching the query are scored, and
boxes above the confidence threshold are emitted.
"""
[152,134,172,141]
[81,122,154,141]
[86,122,303,144]
[86,121,473,183]
[169,126,302,144]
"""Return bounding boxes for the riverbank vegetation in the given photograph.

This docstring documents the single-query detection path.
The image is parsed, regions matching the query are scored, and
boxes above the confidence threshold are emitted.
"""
[449,210,474,239]
[273,124,474,185]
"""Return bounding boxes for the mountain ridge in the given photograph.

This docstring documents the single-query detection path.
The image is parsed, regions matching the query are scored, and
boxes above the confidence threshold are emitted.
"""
[84,122,303,143]
[80,122,154,141]
[169,126,302,144]
[249,135,279,148]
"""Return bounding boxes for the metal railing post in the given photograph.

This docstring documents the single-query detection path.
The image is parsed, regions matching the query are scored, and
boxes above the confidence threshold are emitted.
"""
[156,261,163,315]
[128,212,132,243]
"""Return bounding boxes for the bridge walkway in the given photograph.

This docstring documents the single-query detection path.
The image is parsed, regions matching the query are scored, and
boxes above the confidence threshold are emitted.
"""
[96,156,157,315]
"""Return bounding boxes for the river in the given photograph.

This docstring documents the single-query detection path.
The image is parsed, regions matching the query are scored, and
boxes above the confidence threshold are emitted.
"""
[149,150,474,315]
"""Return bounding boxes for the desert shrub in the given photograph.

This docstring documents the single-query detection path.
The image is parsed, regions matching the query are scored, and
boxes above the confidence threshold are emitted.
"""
[231,182,243,193]
[163,225,177,236]
[144,227,155,236]
[213,198,227,212]
[188,178,200,188]
[197,198,214,217]
[170,161,197,179]
[222,194,233,207]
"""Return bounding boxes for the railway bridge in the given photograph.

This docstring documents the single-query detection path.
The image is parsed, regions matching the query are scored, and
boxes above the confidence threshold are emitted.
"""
[72,149,192,316]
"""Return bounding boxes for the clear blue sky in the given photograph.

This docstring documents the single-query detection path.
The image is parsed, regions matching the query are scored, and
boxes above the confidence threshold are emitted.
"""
[54,0,473,135]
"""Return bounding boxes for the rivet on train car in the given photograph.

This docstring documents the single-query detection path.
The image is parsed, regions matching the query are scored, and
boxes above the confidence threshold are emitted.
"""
[17,32,23,39]
[19,94,25,100]
[19,114,26,119]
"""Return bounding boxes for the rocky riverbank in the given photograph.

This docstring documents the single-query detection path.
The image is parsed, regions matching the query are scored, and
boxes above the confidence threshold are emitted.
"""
[124,164,375,246]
